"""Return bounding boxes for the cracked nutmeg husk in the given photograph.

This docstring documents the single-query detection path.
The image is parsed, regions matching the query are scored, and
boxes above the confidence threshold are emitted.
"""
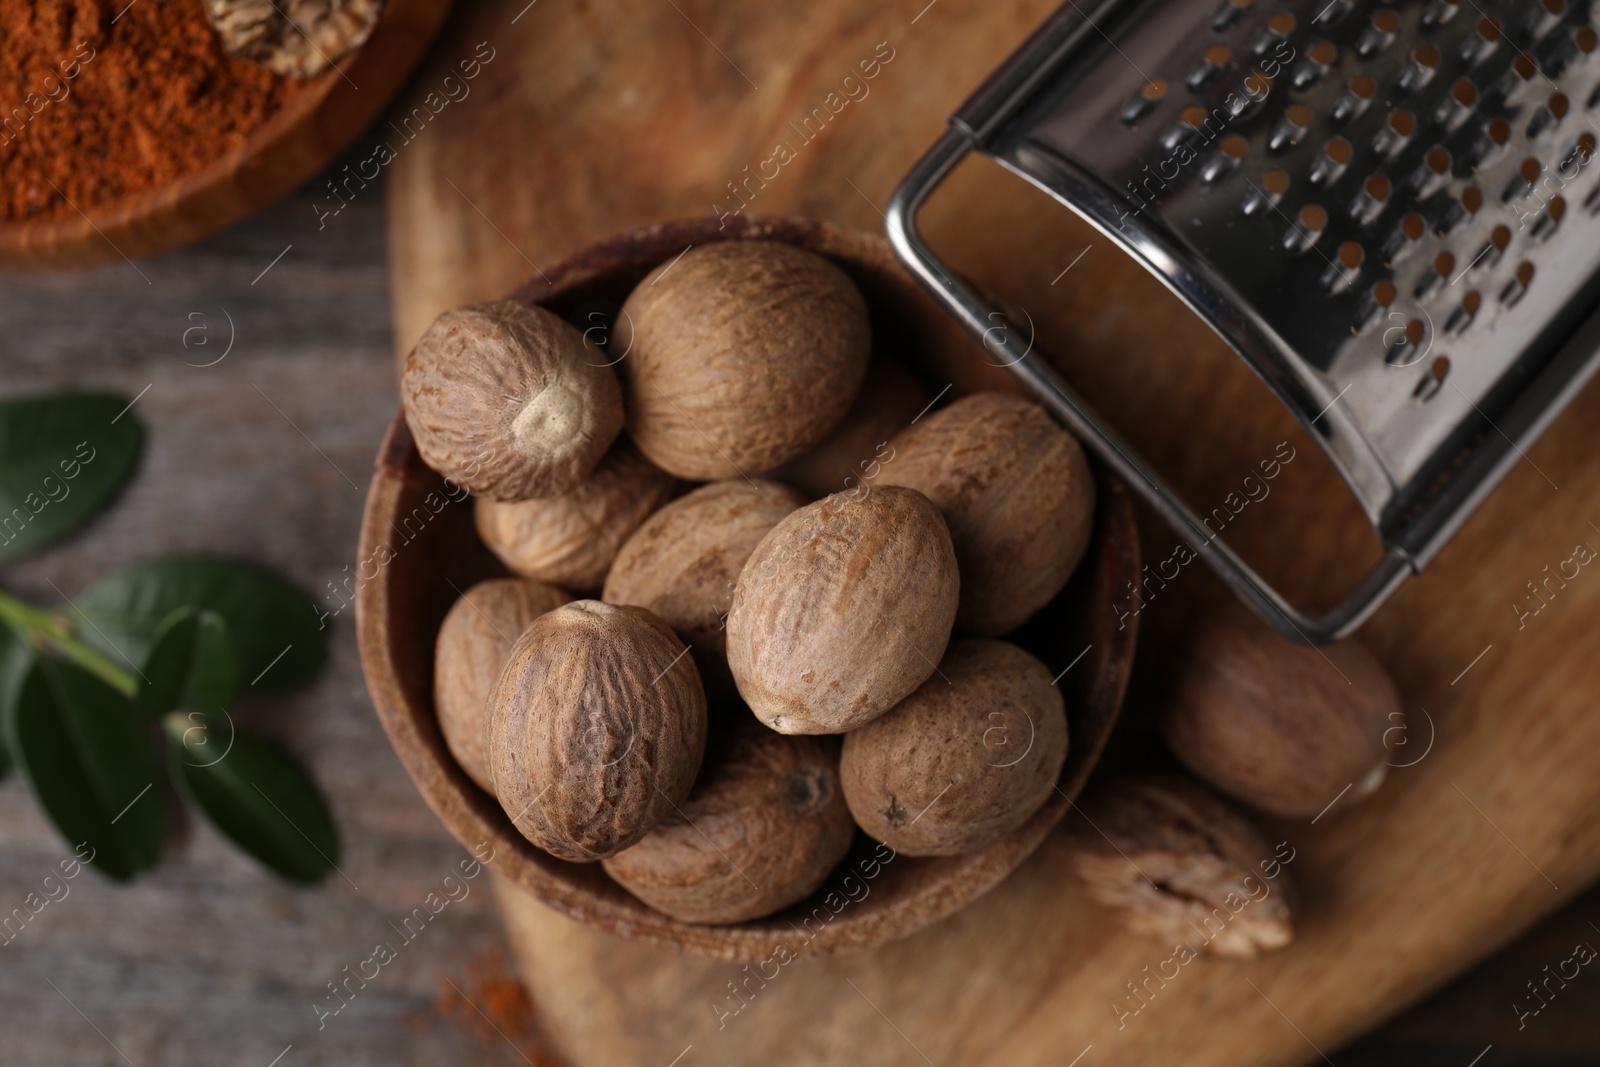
[204,0,386,78]
[1069,773,1297,959]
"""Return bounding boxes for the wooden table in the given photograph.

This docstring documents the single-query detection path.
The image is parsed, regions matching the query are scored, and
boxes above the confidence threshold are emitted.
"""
[1,11,1598,1062]
[0,156,552,1067]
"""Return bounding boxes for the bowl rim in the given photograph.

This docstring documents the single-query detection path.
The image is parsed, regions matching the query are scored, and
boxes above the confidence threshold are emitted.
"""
[356,216,1142,961]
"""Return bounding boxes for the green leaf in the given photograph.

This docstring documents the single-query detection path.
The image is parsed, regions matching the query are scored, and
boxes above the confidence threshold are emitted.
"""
[2,657,164,881]
[134,609,237,721]
[0,391,144,565]
[0,622,27,781]
[167,718,338,884]
[70,557,329,695]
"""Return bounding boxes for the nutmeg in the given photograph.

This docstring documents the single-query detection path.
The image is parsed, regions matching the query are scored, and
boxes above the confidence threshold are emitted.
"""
[1161,604,1400,820]
[402,300,625,501]
[602,725,855,924]
[726,486,959,735]
[486,601,707,862]
[1069,773,1297,959]
[773,359,930,499]
[434,578,572,793]
[840,639,1066,856]
[876,392,1095,636]
[614,241,872,479]
[602,479,806,706]
[474,440,676,592]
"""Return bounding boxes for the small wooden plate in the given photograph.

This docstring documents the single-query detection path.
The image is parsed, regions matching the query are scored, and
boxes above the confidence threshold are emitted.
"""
[0,0,451,272]
[355,217,1141,961]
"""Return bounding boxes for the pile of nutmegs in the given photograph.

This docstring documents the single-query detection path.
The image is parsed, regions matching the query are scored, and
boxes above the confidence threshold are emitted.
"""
[403,240,1096,925]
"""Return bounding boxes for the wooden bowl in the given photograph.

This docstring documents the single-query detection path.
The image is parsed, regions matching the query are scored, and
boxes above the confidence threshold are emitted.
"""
[356,216,1141,961]
[0,0,451,272]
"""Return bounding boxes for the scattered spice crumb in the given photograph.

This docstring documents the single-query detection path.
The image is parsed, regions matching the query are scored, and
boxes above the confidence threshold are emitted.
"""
[406,949,566,1066]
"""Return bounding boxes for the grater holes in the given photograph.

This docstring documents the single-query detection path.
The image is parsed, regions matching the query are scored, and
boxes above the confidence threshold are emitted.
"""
[1120,80,1168,124]
[1385,211,1428,260]
[1270,104,1315,152]
[1590,81,1600,110]
[1373,110,1416,158]
[1470,224,1514,270]
[1188,45,1233,91]
[1576,27,1599,58]
[1412,356,1450,401]
[1474,117,1514,164]
[1284,203,1329,252]
[1398,44,1443,93]
[1312,0,1354,28]
[1310,136,1354,184]
[1251,13,1297,55]
[1243,167,1291,215]
[1412,145,1454,195]
[1422,0,1462,28]
[1352,174,1393,224]
[1445,290,1483,333]
[1202,134,1252,182]
[1463,16,1504,66]
[1357,9,1402,57]
[1437,78,1480,130]
[1333,75,1379,125]
[1211,0,1253,32]
[1529,0,1565,40]
[1526,92,1571,138]
[1441,185,1485,233]
[1384,316,1429,366]
[1530,195,1567,237]
[1416,250,1456,296]
[1500,260,1536,305]
[1321,241,1366,291]
[1504,157,1545,200]
[1294,40,1340,89]
[1501,54,1543,102]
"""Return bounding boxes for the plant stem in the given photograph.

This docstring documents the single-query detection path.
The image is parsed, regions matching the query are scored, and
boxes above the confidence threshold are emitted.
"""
[0,589,139,699]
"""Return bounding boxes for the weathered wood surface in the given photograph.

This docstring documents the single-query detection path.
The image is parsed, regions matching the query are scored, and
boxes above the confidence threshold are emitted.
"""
[386,1,1600,1065]
[0,162,546,1067]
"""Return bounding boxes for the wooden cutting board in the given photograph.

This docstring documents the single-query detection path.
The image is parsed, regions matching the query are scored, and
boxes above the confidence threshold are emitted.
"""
[385,1,1600,1063]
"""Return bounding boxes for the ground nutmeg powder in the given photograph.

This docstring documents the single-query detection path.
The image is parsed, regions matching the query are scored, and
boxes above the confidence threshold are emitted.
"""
[1,0,301,223]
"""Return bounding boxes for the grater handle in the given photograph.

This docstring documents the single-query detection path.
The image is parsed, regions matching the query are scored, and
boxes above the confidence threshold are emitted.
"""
[886,127,1413,645]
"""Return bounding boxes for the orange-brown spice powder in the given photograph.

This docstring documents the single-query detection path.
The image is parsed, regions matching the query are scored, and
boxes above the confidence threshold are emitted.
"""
[1,0,300,222]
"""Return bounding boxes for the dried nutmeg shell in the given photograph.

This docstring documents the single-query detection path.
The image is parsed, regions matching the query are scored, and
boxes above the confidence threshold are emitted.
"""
[603,479,807,706]
[727,486,959,735]
[614,241,872,479]
[603,725,855,924]
[205,0,384,78]
[773,360,930,499]
[402,301,625,502]
[474,440,676,591]
[840,639,1067,856]
[434,578,572,793]
[877,392,1095,637]
[1162,605,1400,820]
[1069,774,1297,959]
[486,601,707,862]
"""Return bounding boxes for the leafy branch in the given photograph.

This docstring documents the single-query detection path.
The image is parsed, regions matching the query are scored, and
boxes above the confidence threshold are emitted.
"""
[0,391,339,884]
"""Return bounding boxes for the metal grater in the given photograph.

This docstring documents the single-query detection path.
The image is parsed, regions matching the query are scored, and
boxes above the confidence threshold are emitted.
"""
[887,0,1600,642]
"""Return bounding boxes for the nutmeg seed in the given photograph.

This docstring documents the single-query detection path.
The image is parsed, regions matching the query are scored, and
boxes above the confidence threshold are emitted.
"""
[434,578,572,793]
[614,241,872,479]
[840,639,1067,856]
[402,300,625,501]
[877,392,1095,636]
[727,485,959,735]
[1161,604,1400,820]
[1069,773,1297,959]
[603,479,807,707]
[602,725,855,924]
[773,359,930,499]
[486,600,708,862]
[474,440,676,592]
